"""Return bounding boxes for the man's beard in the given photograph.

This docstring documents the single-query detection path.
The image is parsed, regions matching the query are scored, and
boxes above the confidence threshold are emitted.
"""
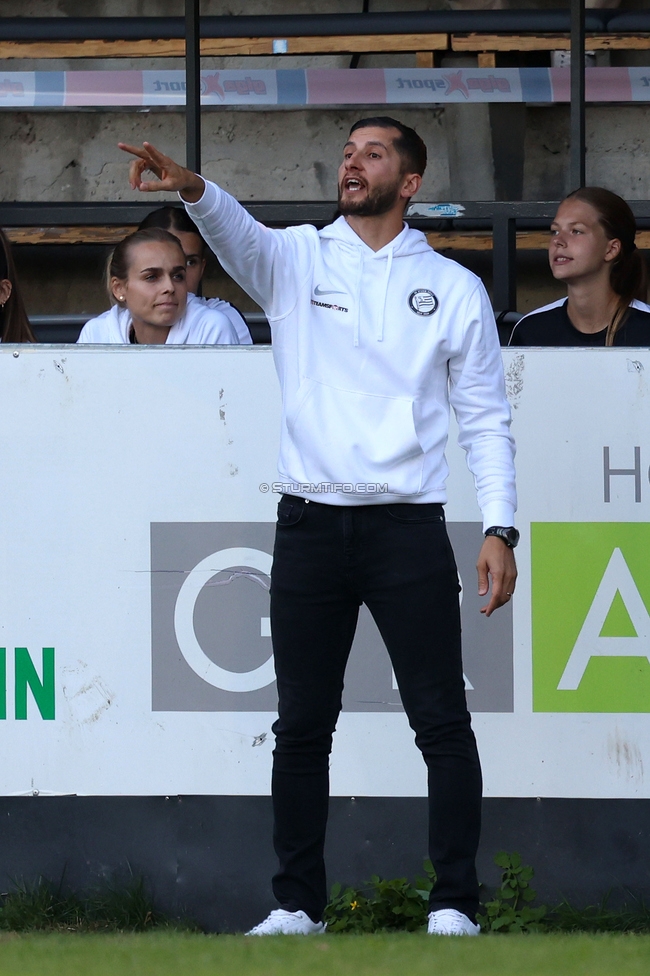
[337,178,402,217]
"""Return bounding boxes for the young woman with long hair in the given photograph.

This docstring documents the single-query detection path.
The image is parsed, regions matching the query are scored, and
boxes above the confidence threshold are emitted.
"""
[77,227,237,345]
[0,228,36,343]
[509,187,650,346]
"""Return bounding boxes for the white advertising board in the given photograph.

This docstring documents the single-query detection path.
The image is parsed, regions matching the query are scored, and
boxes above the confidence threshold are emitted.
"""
[0,345,648,799]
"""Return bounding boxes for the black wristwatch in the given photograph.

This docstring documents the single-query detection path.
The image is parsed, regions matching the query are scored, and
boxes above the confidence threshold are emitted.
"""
[484,526,520,548]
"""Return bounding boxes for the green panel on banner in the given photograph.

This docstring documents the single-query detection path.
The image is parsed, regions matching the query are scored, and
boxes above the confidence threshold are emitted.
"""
[532,523,650,712]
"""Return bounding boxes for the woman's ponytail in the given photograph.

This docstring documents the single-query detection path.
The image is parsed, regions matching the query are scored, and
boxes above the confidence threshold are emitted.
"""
[607,244,647,345]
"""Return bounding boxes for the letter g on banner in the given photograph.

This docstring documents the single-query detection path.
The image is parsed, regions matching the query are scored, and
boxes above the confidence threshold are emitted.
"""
[173,548,275,692]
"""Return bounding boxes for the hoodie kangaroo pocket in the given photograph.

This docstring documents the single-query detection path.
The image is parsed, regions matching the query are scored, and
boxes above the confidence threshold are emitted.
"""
[283,377,425,493]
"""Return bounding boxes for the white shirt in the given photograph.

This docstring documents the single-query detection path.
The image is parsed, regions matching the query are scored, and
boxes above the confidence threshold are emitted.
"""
[196,295,252,344]
[77,293,239,344]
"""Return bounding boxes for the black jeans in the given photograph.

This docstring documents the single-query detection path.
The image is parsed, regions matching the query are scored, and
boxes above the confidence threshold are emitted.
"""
[269,495,482,924]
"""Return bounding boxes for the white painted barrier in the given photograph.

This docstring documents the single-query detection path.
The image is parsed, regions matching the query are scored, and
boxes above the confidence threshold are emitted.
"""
[0,345,648,799]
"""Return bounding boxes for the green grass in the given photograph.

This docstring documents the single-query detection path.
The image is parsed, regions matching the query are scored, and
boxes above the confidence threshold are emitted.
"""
[0,931,648,976]
[0,877,179,933]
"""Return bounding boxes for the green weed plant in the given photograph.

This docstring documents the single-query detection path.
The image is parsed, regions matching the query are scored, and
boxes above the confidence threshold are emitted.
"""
[325,850,650,936]
[477,851,547,933]
[325,851,549,935]
[324,861,436,933]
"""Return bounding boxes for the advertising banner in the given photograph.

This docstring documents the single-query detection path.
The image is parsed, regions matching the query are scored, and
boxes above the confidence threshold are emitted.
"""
[0,346,648,799]
[2,68,650,108]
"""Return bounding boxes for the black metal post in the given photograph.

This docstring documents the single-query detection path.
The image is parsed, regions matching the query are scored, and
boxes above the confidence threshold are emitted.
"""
[492,216,517,312]
[185,0,201,173]
[570,0,585,190]
[349,0,370,68]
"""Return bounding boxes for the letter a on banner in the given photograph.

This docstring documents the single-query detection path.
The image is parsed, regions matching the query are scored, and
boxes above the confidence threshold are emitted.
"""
[558,548,650,690]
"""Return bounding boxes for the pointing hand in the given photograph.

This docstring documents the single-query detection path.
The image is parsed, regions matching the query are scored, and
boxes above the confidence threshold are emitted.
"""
[118,141,205,202]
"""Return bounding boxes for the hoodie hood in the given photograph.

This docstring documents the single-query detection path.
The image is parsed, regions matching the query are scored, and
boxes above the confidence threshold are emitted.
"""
[318,217,432,344]
[319,214,432,257]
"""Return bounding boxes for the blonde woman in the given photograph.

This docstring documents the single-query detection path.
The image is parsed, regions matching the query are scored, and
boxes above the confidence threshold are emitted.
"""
[78,227,237,344]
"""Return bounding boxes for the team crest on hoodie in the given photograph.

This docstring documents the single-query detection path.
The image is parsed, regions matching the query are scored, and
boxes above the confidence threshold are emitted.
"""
[408,289,439,316]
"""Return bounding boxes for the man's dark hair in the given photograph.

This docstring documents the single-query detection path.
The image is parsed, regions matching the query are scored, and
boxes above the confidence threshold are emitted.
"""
[349,117,427,176]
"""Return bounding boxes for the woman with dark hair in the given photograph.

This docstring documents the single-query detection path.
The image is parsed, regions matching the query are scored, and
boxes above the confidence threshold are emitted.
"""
[137,206,251,344]
[0,228,36,343]
[509,187,650,346]
[77,227,237,345]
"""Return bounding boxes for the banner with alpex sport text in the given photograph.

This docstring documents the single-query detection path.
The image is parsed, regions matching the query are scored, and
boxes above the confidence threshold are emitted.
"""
[0,345,648,799]
[2,68,650,107]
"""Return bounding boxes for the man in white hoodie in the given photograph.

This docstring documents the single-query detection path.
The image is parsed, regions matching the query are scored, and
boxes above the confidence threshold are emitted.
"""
[120,119,518,938]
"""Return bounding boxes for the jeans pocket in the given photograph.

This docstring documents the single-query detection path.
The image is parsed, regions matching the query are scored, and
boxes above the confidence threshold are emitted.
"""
[277,498,306,527]
[385,504,445,524]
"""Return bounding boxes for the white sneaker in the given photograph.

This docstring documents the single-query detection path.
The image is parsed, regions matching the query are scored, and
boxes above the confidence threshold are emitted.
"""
[427,909,480,936]
[246,908,326,936]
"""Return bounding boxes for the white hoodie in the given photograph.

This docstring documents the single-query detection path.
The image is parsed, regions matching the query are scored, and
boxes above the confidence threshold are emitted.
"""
[186,181,516,528]
[77,292,239,344]
[197,295,252,344]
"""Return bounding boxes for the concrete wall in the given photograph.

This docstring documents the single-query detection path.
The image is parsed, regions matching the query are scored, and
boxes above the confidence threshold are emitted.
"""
[6,100,650,206]
[524,105,650,201]
[1,109,451,204]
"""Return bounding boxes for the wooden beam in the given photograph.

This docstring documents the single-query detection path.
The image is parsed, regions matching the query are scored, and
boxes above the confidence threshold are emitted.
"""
[0,228,561,249]
[477,52,496,67]
[10,227,650,250]
[2,32,648,60]
[286,33,448,54]
[452,33,650,53]
[454,34,571,52]
[415,51,435,68]
[427,232,496,251]
[428,230,650,250]
[6,226,136,245]
[583,33,650,51]
[0,33,448,60]
[0,39,203,59]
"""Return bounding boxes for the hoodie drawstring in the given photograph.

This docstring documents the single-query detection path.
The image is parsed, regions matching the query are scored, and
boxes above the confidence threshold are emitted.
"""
[353,253,363,348]
[316,216,426,348]
[376,248,393,342]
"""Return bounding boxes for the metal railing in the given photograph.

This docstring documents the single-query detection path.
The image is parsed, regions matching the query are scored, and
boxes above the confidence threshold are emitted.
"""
[0,10,629,41]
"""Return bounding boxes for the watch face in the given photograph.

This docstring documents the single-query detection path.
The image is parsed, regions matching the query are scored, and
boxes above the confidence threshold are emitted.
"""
[503,527,520,548]
[486,526,519,548]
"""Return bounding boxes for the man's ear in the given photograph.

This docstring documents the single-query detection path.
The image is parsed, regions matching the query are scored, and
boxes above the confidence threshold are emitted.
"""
[401,172,422,200]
